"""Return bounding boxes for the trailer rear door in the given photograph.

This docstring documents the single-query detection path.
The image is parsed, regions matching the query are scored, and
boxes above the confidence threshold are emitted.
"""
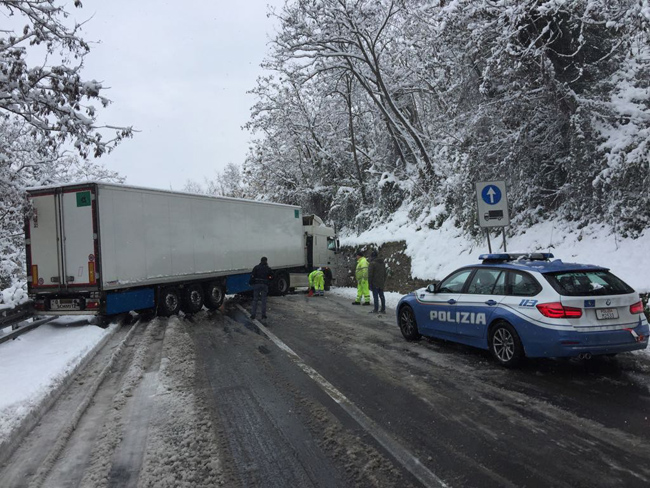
[60,188,97,287]
[27,192,61,289]
[27,187,98,291]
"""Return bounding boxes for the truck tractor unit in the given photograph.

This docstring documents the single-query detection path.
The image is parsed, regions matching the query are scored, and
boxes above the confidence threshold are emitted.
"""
[25,183,338,317]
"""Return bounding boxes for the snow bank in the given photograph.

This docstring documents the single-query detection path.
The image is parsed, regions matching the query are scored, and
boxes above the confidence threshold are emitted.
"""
[341,213,650,293]
[0,318,114,445]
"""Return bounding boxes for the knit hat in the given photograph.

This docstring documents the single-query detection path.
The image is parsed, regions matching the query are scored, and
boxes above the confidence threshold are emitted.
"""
[261,256,268,263]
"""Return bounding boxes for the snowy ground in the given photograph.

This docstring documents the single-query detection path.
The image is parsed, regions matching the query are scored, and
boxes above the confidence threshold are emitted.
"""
[341,211,650,293]
[328,286,404,312]
[0,317,115,446]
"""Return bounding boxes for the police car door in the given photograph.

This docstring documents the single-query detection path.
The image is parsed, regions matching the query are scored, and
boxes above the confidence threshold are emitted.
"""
[455,268,505,340]
[418,268,473,337]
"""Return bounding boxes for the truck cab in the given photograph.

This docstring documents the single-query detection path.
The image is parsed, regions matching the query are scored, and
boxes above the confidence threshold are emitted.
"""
[303,215,338,269]
[288,215,338,291]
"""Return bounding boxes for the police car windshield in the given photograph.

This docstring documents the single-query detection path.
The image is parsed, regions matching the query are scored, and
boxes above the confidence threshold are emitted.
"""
[544,270,634,296]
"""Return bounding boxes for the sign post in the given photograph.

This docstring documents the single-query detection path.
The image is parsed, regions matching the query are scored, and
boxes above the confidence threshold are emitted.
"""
[476,181,510,252]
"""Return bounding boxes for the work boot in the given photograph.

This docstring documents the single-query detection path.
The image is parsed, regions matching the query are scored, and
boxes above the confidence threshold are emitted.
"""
[368,309,378,314]
[379,309,386,314]
[352,301,360,305]
[362,302,371,306]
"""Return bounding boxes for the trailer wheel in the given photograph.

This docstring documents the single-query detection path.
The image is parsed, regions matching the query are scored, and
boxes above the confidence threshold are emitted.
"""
[273,273,290,296]
[158,287,181,316]
[182,284,204,314]
[204,281,225,310]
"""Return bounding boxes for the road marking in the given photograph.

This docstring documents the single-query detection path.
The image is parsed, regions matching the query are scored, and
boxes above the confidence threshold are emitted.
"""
[235,304,450,488]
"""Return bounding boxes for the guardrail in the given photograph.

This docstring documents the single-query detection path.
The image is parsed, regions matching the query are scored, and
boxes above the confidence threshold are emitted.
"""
[0,301,55,345]
[0,301,34,328]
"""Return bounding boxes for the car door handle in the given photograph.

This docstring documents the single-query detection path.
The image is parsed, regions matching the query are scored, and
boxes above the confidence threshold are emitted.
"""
[447,299,457,305]
[485,300,497,306]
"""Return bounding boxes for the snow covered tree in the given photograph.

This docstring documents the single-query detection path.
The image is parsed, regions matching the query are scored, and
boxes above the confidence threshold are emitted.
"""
[246,0,650,237]
[0,0,132,157]
[184,163,246,198]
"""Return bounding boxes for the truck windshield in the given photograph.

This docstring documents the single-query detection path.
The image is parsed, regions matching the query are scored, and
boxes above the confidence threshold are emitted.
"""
[544,270,634,296]
[327,237,337,251]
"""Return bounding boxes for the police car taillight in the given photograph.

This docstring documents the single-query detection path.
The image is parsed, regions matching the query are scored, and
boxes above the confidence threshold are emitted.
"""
[536,302,583,319]
[630,301,644,314]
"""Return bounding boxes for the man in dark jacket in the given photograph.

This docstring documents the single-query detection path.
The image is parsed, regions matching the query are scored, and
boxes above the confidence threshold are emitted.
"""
[368,250,387,314]
[250,256,274,320]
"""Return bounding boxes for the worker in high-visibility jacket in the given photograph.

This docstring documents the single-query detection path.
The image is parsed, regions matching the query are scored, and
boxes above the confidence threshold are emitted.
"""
[352,251,370,305]
[309,268,325,296]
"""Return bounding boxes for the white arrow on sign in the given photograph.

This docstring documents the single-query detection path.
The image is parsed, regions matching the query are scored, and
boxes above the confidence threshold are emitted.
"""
[486,187,496,204]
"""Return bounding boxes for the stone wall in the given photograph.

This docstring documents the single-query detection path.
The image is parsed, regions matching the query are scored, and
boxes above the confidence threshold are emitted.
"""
[333,241,433,294]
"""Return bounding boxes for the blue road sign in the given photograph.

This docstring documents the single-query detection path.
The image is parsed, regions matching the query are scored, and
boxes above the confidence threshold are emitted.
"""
[476,180,509,228]
[481,185,502,205]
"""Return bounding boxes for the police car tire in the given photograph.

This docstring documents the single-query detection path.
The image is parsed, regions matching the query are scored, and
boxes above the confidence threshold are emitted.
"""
[489,321,524,367]
[398,305,421,341]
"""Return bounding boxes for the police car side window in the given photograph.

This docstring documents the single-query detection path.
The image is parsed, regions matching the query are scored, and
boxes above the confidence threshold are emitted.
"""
[493,271,506,295]
[508,271,541,296]
[438,269,473,293]
[466,269,502,295]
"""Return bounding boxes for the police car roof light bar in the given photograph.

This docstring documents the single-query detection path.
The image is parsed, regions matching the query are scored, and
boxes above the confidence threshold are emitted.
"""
[478,252,554,262]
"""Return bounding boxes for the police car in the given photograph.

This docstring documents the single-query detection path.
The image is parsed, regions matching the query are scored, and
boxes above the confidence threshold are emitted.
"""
[396,253,649,367]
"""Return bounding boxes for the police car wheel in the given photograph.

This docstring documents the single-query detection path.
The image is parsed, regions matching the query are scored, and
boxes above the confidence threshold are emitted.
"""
[489,321,523,367]
[399,306,421,341]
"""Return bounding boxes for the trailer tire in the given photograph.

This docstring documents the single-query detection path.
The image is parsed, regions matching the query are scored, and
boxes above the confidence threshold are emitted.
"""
[182,284,204,314]
[273,273,290,296]
[204,281,225,310]
[158,287,181,316]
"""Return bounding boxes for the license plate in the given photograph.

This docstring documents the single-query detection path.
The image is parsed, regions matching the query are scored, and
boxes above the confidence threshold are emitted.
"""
[596,308,619,320]
[50,299,80,311]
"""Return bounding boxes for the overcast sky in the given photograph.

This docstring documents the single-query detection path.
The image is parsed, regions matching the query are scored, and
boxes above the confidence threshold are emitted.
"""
[77,0,284,190]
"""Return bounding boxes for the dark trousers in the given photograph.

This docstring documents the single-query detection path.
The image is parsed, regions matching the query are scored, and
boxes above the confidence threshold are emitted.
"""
[251,283,268,317]
[372,286,385,312]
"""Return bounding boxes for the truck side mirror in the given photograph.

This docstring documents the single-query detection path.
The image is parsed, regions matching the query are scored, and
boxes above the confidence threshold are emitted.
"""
[426,284,436,293]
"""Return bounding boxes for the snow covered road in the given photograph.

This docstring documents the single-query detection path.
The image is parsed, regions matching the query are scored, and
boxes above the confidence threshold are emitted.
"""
[1,317,223,488]
[1,292,649,487]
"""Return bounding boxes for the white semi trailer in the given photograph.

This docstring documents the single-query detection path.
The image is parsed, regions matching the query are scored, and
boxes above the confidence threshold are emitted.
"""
[25,183,338,317]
